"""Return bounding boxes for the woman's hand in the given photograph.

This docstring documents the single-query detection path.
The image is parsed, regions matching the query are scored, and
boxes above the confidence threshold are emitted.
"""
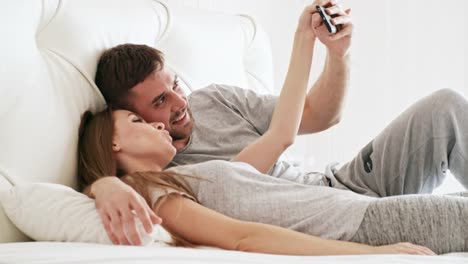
[373,242,437,255]
[297,0,353,58]
[90,177,162,245]
[296,2,321,39]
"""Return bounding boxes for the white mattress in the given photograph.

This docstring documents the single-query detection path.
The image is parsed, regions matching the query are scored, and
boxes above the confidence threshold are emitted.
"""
[1,242,467,264]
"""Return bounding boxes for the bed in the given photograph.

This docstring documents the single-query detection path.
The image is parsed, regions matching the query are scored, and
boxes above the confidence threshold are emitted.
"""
[1,242,468,264]
[0,0,467,262]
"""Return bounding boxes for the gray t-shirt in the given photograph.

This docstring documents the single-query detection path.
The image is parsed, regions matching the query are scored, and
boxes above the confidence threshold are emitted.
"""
[151,160,375,241]
[170,84,328,185]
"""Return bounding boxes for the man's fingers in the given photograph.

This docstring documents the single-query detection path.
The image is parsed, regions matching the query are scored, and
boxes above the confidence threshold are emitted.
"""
[101,211,119,245]
[121,210,142,246]
[326,5,346,16]
[331,15,351,26]
[144,201,163,225]
[151,213,163,225]
[329,23,353,40]
[109,211,131,245]
[132,200,154,234]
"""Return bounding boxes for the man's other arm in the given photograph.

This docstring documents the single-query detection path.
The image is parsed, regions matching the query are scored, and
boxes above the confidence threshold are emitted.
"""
[298,5,353,134]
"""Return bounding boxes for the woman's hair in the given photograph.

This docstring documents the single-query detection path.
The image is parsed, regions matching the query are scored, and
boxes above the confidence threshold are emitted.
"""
[77,107,196,247]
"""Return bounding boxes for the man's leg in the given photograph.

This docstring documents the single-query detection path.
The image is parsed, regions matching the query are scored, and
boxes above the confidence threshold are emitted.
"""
[350,194,468,254]
[330,89,468,197]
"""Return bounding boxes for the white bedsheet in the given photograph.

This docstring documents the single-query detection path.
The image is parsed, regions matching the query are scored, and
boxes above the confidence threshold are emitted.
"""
[0,242,467,264]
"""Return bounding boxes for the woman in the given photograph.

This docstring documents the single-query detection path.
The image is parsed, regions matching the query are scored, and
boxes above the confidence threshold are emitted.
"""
[79,106,441,255]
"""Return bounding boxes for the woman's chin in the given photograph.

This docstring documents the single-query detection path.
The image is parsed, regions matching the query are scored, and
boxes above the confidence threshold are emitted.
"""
[165,147,177,165]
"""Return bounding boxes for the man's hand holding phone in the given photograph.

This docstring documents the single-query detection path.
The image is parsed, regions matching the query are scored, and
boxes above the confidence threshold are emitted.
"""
[316,5,341,34]
[312,0,353,58]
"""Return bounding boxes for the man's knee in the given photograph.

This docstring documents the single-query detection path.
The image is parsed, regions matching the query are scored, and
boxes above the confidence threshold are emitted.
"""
[432,88,466,106]
[425,88,467,115]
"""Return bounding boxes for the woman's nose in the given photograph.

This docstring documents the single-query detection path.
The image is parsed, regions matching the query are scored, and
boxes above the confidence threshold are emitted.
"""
[151,122,165,130]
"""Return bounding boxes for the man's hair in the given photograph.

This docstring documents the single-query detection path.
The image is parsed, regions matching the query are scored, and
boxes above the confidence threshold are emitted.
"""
[95,44,165,108]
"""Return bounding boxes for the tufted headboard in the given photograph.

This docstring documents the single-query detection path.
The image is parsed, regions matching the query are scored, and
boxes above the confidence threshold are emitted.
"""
[0,0,274,242]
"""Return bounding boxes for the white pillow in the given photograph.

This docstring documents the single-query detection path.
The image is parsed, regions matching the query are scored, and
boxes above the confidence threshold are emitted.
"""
[0,183,173,246]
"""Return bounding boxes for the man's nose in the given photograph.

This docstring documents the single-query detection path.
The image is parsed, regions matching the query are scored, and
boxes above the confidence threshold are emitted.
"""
[171,91,186,111]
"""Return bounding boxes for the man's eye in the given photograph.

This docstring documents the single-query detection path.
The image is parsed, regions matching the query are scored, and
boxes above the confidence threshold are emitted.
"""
[155,96,165,106]
[173,80,180,90]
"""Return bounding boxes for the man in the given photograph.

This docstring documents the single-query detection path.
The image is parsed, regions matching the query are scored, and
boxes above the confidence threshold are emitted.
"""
[86,0,468,246]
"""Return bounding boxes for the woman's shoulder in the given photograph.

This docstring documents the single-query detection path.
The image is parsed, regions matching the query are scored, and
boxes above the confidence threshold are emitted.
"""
[167,160,261,177]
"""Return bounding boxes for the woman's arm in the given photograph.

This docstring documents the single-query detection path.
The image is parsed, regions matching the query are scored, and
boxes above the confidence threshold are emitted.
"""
[232,6,317,173]
[155,194,435,256]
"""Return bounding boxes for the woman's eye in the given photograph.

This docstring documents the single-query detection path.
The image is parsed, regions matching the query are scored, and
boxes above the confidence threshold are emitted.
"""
[132,117,143,123]
[173,80,180,90]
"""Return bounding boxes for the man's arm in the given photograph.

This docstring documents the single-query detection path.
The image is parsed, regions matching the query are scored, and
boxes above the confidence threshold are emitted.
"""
[82,185,94,198]
[233,0,339,174]
[299,53,349,134]
[298,4,353,134]
[233,1,354,173]
[83,177,162,245]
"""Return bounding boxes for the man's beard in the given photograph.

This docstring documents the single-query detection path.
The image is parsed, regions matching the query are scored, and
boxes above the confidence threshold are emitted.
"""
[170,108,195,141]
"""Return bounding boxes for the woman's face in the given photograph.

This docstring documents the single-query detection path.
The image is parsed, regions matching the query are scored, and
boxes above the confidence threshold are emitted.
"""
[112,109,176,168]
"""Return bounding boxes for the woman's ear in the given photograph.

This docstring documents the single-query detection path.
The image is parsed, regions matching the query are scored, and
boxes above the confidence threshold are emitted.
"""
[112,141,121,152]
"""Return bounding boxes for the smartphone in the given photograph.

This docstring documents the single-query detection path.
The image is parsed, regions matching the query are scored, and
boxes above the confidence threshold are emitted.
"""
[316,5,339,34]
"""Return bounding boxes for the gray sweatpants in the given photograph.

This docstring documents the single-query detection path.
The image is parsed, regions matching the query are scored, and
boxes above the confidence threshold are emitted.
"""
[350,193,468,254]
[331,89,468,253]
[332,88,468,197]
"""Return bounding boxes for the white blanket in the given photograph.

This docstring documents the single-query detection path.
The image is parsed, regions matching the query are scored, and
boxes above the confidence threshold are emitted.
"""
[1,242,467,264]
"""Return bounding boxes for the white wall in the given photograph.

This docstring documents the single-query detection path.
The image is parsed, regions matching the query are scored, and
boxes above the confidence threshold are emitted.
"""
[162,0,305,89]
[166,0,467,193]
